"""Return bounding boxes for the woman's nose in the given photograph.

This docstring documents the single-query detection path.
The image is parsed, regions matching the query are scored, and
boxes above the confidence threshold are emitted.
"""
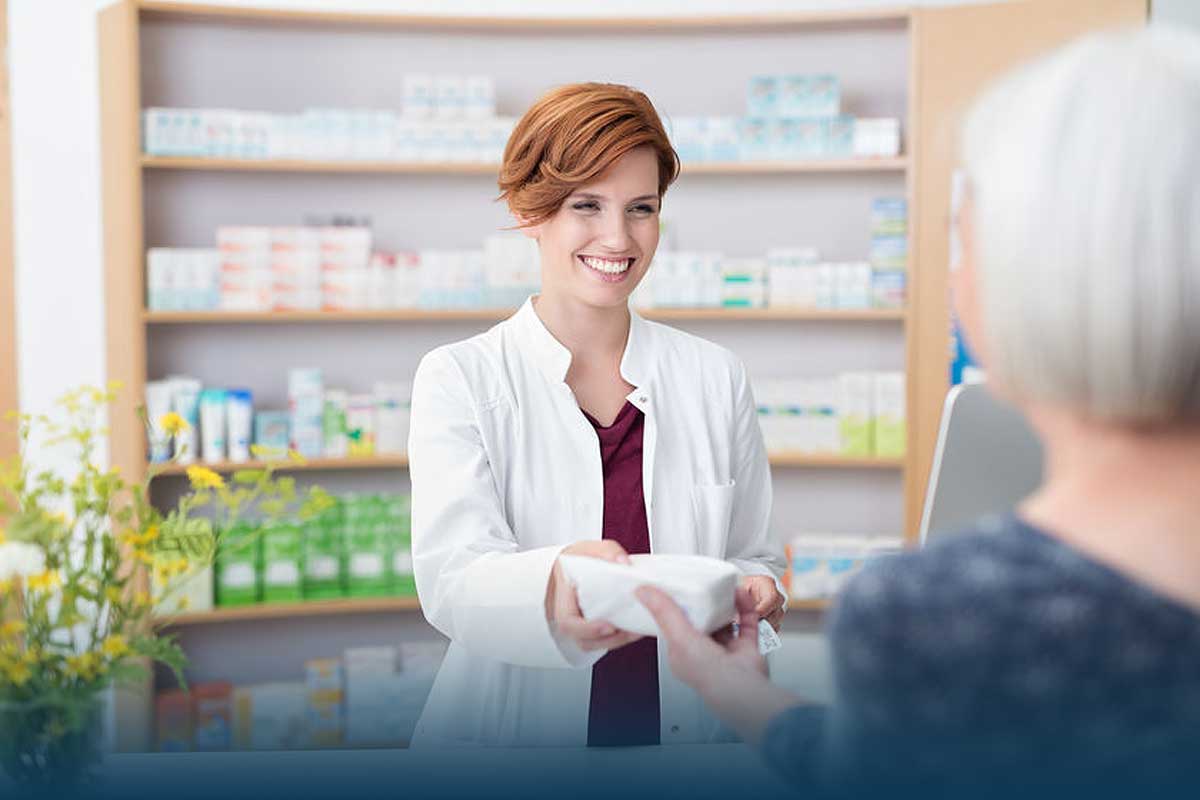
[597,211,633,250]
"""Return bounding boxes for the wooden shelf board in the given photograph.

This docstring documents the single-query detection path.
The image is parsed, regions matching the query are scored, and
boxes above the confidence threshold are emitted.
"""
[143,308,906,324]
[643,307,906,322]
[150,455,408,477]
[684,157,908,174]
[140,155,907,176]
[138,3,911,31]
[768,453,905,469]
[157,595,421,627]
[144,309,513,323]
[141,156,499,174]
[787,599,830,612]
[150,454,896,476]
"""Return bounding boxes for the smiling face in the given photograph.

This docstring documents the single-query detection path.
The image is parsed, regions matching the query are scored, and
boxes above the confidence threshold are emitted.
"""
[521,145,661,310]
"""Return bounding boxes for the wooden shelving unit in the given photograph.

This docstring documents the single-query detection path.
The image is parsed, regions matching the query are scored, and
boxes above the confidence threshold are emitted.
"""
[141,155,908,175]
[99,0,935,751]
[158,595,422,627]
[143,307,907,325]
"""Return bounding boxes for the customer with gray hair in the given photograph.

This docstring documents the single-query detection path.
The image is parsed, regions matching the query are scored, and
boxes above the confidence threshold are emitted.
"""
[638,26,1200,794]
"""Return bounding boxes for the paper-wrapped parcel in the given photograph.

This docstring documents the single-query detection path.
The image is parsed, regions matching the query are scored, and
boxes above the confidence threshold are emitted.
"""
[558,554,739,637]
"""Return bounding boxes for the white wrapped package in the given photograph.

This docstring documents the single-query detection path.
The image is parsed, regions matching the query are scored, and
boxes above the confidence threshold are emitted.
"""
[558,554,739,637]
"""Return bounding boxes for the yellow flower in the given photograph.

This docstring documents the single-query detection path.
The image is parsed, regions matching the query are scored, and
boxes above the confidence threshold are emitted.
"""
[135,591,151,607]
[132,548,155,566]
[0,528,5,545]
[159,412,189,436]
[105,586,124,604]
[121,525,159,548]
[65,651,102,680]
[0,578,11,595]
[26,569,62,593]
[0,621,25,638]
[176,597,191,611]
[286,449,307,465]
[101,635,130,659]
[3,660,31,686]
[186,466,225,490]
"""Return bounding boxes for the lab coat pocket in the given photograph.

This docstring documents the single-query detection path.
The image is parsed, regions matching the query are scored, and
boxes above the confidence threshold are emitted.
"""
[691,481,735,557]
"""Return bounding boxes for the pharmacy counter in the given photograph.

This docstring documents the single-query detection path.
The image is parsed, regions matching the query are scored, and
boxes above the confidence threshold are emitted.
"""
[27,743,792,800]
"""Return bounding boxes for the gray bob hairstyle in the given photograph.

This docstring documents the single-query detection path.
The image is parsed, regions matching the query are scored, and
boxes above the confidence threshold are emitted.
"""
[960,26,1200,424]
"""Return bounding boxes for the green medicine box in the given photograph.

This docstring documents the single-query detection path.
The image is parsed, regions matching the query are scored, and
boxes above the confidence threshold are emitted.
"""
[216,523,261,607]
[345,494,391,598]
[261,520,303,603]
[387,494,415,597]
[303,505,345,600]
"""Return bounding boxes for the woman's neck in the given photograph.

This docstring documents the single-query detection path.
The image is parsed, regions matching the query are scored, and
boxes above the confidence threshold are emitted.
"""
[532,291,631,364]
[1019,405,1200,609]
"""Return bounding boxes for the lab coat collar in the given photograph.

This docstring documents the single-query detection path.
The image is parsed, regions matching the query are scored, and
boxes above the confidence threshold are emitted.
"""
[512,297,653,392]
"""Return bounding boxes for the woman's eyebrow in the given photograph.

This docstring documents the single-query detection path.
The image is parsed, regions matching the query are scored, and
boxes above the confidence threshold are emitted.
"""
[570,192,658,203]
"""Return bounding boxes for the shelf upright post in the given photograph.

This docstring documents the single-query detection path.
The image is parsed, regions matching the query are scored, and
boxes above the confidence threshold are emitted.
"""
[99,0,152,753]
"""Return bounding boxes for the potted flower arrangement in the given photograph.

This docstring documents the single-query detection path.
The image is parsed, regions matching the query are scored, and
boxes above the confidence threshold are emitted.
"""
[0,384,332,789]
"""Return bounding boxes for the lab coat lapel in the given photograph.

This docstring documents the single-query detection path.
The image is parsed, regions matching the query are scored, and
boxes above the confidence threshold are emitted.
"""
[621,310,658,548]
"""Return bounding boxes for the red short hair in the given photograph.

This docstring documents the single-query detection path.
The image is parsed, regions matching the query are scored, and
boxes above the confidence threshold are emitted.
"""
[499,83,680,227]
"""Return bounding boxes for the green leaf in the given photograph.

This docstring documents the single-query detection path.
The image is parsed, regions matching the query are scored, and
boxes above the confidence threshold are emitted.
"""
[232,469,265,486]
[131,635,187,690]
[108,661,150,686]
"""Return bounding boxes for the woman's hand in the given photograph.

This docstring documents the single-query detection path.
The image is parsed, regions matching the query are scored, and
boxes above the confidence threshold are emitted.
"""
[742,575,787,631]
[546,540,644,653]
[637,584,800,746]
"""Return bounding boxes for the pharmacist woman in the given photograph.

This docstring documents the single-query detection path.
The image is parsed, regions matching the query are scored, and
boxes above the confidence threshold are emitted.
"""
[407,83,786,748]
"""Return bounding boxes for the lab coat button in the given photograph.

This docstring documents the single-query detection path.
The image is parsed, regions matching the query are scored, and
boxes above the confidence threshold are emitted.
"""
[637,395,648,404]
[670,725,680,734]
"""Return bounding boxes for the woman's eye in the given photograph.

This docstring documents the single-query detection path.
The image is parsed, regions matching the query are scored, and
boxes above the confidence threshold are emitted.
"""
[629,204,657,216]
[572,201,599,212]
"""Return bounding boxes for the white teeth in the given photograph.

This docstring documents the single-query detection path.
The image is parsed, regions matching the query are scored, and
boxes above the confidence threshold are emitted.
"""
[581,256,632,274]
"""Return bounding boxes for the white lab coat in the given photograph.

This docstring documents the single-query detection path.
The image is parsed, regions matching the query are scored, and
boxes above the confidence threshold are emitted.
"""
[407,298,784,747]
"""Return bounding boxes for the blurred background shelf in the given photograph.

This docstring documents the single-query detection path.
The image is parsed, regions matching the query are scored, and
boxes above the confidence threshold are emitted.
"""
[157,595,422,627]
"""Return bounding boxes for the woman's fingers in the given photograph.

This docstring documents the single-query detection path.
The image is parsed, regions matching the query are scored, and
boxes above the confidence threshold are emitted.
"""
[734,585,758,615]
[732,587,764,655]
[636,585,707,651]
[557,614,616,642]
[563,539,632,565]
[594,540,633,565]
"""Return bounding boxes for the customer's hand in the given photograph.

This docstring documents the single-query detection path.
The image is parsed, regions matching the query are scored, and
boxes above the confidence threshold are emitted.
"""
[546,541,644,653]
[639,584,799,747]
[741,575,786,631]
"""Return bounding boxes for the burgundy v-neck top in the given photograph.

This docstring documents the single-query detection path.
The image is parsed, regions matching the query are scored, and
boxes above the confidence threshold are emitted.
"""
[581,400,661,747]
